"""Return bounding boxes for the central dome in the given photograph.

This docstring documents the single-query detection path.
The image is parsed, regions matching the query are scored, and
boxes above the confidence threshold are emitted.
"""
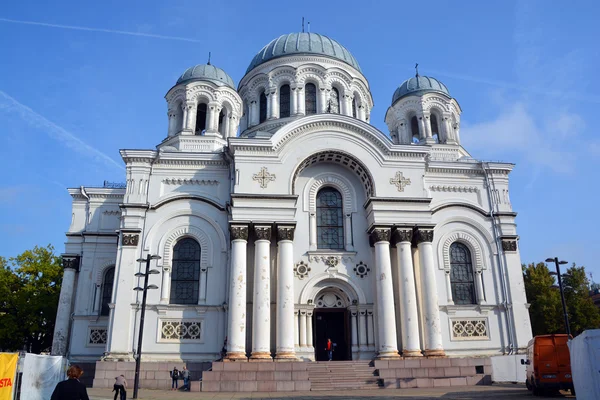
[246,32,361,73]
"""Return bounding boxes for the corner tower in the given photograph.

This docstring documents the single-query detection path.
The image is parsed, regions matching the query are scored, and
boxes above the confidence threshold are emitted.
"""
[385,73,461,145]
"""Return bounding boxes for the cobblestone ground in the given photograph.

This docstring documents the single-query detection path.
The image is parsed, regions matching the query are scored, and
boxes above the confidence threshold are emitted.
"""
[87,384,574,400]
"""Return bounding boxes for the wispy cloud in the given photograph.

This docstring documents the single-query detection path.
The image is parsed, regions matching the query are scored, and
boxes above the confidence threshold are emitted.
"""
[0,186,27,204]
[0,90,124,171]
[0,17,202,43]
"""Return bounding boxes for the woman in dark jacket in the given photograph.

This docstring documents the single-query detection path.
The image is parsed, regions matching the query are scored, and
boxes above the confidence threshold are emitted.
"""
[50,364,90,400]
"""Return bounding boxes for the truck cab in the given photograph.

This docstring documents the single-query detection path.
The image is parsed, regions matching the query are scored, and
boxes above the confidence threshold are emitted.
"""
[521,334,574,396]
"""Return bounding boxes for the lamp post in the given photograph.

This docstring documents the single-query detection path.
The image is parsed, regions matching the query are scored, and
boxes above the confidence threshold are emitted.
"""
[546,257,571,338]
[132,254,161,399]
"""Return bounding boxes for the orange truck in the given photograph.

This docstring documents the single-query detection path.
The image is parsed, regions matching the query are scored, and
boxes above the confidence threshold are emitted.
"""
[521,334,574,396]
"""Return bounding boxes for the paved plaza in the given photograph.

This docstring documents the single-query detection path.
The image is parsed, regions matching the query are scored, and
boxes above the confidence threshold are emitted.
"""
[87,384,574,400]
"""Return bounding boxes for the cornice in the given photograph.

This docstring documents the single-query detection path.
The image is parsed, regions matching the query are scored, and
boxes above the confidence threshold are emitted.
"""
[231,193,298,200]
[363,197,432,209]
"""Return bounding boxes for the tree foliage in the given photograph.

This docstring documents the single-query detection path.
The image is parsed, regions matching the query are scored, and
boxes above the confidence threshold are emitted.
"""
[523,262,600,337]
[0,245,63,353]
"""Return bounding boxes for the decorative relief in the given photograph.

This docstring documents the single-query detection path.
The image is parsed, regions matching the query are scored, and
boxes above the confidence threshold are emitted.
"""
[392,229,412,244]
[252,167,276,188]
[160,319,203,342]
[354,262,370,278]
[450,318,488,341]
[277,226,295,242]
[294,261,311,279]
[429,185,478,193]
[162,178,219,186]
[307,252,355,263]
[62,256,80,271]
[414,228,434,244]
[254,226,272,241]
[230,225,248,241]
[88,328,107,345]
[502,240,517,252]
[121,233,139,246]
[316,292,345,308]
[102,210,121,216]
[390,171,411,192]
[370,228,391,244]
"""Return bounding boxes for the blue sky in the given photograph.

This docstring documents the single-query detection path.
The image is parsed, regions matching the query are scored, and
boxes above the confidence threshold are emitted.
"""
[1,1,598,282]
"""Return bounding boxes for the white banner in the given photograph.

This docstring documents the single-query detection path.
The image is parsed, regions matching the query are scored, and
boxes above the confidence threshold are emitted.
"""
[20,354,66,400]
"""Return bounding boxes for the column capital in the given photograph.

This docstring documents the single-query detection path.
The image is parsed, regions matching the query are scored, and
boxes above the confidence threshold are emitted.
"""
[369,227,391,245]
[254,225,272,241]
[61,254,80,271]
[413,227,434,244]
[230,225,249,241]
[276,225,295,242]
[182,101,194,110]
[121,233,140,247]
[391,228,413,245]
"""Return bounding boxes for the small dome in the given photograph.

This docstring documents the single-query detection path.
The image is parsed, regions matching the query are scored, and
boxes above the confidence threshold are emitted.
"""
[392,76,450,104]
[176,64,235,88]
[246,32,361,74]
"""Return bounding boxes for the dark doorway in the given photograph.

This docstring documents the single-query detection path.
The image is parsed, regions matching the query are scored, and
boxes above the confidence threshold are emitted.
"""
[314,309,350,361]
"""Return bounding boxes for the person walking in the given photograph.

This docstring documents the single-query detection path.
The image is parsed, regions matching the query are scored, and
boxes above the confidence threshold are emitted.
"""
[326,338,333,361]
[170,366,179,390]
[113,375,127,400]
[50,365,90,400]
[181,366,190,391]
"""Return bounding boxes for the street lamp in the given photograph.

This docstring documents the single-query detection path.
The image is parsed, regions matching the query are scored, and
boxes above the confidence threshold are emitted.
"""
[546,257,571,338]
[132,254,161,399]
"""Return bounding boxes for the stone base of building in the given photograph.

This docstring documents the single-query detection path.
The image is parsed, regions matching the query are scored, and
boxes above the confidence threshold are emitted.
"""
[201,356,493,392]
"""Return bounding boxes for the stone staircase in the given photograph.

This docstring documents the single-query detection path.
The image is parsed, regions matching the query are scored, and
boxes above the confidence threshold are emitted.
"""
[308,361,380,391]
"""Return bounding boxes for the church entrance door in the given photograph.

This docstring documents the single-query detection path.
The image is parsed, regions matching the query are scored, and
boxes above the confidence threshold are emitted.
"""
[314,309,350,361]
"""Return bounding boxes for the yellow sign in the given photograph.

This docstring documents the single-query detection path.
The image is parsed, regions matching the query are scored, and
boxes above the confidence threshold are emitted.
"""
[0,353,18,400]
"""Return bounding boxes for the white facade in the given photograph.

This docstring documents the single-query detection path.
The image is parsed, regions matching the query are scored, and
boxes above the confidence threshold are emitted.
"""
[52,32,532,363]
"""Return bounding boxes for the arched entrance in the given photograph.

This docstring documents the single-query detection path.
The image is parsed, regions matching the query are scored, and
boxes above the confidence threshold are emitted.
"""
[312,288,351,361]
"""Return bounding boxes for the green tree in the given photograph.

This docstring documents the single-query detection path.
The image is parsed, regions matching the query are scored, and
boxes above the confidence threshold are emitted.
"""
[562,264,600,335]
[523,262,563,336]
[0,245,63,353]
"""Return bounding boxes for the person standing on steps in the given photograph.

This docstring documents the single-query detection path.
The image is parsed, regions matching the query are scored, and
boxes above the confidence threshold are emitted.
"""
[181,366,190,391]
[170,366,179,390]
[326,338,333,361]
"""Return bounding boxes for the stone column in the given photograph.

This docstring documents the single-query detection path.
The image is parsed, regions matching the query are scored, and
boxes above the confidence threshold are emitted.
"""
[299,310,307,347]
[228,115,237,138]
[318,88,327,113]
[344,214,353,251]
[392,229,423,357]
[358,105,366,121]
[445,270,454,304]
[424,112,433,138]
[294,309,299,348]
[251,225,272,360]
[268,88,277,119]
[415,227,445,357]
[51,255,80,356]
[359,310,368,351]
[296,86,305,115]
[276,226,296,360]
[249,100,258,127]
[160,265,171,304]
[475,270,486,304]
[226,225,249,361]
[167,109,178,137]
[181,101,194,133]
[290,86,298,115]
[306,310,314,348]
[265,92,272,121]
[350,309,359,353]
[309,212,317,251]
[370,228,400,359]
[417,114,426,140]
[366,310,375,348]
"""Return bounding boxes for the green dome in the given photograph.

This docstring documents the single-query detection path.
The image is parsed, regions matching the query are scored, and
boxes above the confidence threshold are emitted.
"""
[246,32,361,74]
[177,64,235,88]
[392,76,450,104]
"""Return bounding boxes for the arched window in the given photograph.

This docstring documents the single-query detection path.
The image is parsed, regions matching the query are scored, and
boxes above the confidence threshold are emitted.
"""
[259,90,267,123]
[305,83,317,115]
[279,84,291,118]
[100,267,115,316]
[329,87,340,113]
[450,242,476,305]
[170,238,201,305]
[431,114,440,143]
[411,116,420,143]
[316,188,344,249]
[352,98,357,118]
[195,103,207,134]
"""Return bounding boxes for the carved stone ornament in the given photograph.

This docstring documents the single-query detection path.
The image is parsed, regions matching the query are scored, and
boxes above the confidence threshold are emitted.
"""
[122,233,139,246]
[62,256,80,271]
[252,167,276,188]
[392,229,412,245]
[370,228,391,244]
[354,261,370,278]
[414,228,434,244]
[277,226,295,242]
[325,256,339,269]
[502,240,517,252]
[254,226,272,241]
[294,261,310,279]
[230,225,248,241]
[390,171,411,192]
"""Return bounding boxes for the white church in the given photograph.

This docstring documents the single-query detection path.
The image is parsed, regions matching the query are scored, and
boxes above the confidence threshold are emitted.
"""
[52,31,532,377]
